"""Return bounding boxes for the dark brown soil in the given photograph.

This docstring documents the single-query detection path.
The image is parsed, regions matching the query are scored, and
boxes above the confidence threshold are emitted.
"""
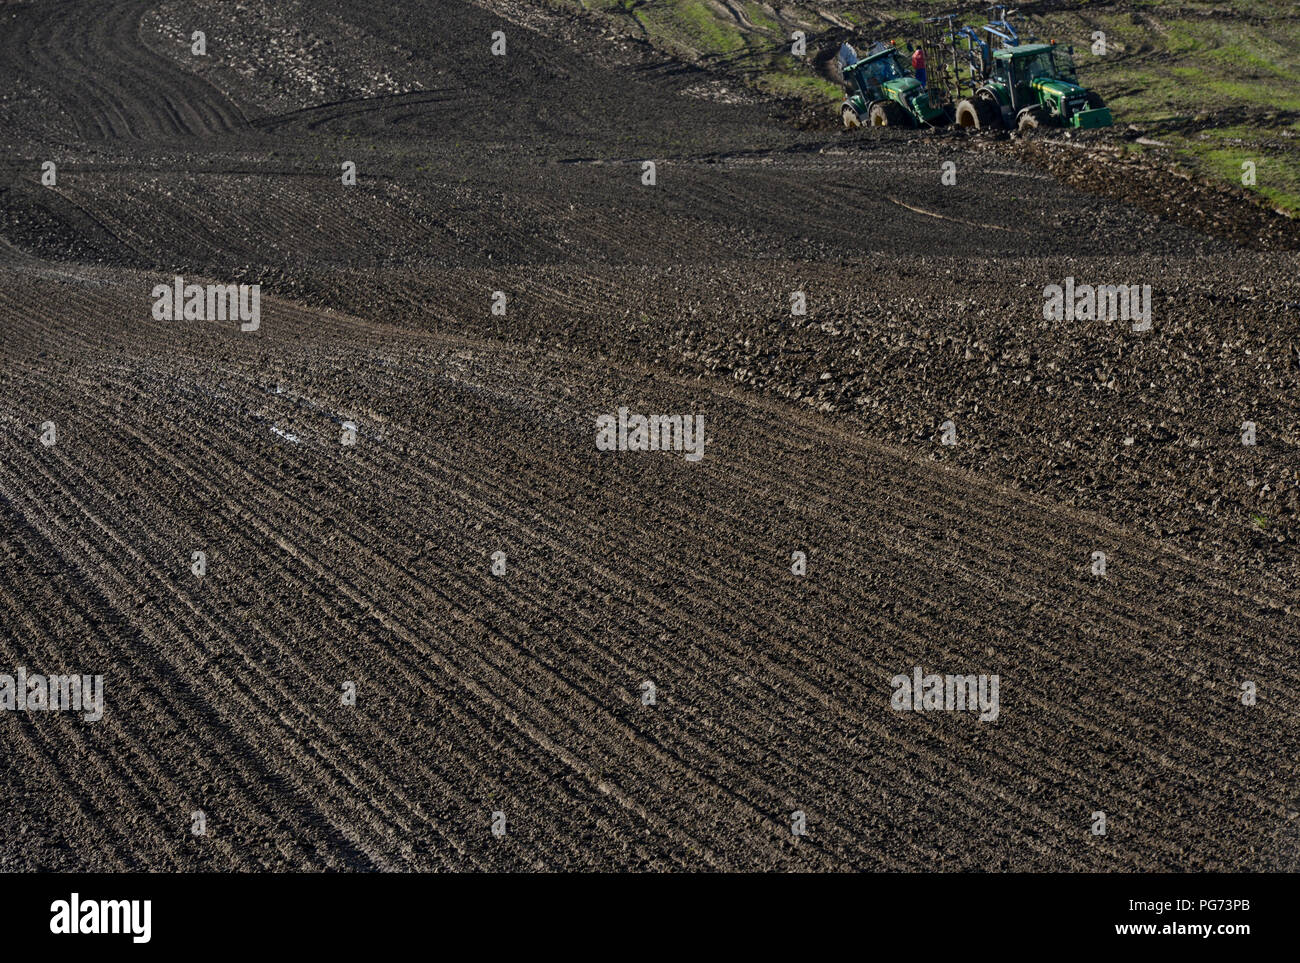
[0,0,1296,871]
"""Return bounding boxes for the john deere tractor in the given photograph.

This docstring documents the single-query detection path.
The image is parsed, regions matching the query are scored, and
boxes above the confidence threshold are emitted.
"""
[838,41,947,129]
[953,41,1112,131]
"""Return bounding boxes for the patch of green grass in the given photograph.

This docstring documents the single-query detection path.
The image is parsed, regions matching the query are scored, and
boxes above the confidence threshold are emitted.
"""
[1215,79,1300,112]
[1195,142,1300,213]
[671,0,748,56]
[743,2,781,34]
[1084,12,1300,117]
[1203,42,1277,76]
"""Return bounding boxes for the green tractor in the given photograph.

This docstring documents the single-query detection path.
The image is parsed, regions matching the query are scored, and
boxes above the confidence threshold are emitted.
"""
[953,42,1112,131]
[838,41,947,129]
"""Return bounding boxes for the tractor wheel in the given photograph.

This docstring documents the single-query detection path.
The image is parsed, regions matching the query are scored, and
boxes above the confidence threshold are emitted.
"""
[869,101,910,127]
[1017,106,1046,131]
[1085,90,1106,109]
[841,104,862,129]
[955,96,1001,129]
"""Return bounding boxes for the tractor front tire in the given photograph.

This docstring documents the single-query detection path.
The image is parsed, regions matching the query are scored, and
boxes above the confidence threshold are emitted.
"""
[1017,106,1046,131]
[1085,90,1107,110]
[869,101,910,127]
[955,96,1001,130]
[842,104,862,129]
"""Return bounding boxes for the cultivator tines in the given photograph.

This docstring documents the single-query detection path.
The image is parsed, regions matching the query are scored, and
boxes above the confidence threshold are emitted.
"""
[922,4,1042,103]
[920,14,976,109]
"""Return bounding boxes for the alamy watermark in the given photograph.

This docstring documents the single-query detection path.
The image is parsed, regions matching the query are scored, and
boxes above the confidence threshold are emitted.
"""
[596,407,704,462]
[151,275,260,331]
[1,668,103,722]
[1043,277,1151,331]
[891,667,999,722]
[50,894,150,943]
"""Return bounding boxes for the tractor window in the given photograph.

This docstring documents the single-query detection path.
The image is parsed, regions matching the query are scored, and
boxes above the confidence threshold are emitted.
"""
[1019,51,1058,81]
[1054,48,1079,82]
[865,56,901,85]
[991,60,1010,84]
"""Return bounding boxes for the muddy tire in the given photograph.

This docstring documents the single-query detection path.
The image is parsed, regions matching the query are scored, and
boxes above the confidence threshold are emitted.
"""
[841,104,862,129]
[1017,106,1046,131]
[869,101,910,127]
[955,96,1001,130]
[1085,90,1106,109]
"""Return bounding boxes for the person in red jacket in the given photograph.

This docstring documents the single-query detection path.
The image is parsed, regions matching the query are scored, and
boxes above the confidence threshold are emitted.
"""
[912,46,927,88]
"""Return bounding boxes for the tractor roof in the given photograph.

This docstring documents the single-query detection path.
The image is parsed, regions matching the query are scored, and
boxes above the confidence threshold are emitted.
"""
[994,42,1054,59]
[861,44,898,62]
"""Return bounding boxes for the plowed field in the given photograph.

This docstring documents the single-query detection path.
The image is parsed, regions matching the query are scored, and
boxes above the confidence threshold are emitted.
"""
[1,0,1297,871]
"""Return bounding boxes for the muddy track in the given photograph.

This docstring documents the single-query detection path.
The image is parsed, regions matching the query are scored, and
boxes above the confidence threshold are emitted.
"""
[0,0,247,142]
[0,0,1297,872]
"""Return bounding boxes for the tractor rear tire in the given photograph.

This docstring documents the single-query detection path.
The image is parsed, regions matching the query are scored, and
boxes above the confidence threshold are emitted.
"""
[869,101,910,127]
[1017,106,1046,131]
[955,96,1001,130]
[842,104,862,129]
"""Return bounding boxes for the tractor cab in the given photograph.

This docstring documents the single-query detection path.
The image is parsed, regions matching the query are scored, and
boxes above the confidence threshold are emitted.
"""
[990,44,1060,106]
[923,13,1114,131]
[987,44,1112,129]
[846,45,909,99]
[839,41,946,128]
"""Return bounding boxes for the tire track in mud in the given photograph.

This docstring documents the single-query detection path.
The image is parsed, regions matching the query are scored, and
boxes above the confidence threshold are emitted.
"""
[250,89,486,135]
[2,0,246,142]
